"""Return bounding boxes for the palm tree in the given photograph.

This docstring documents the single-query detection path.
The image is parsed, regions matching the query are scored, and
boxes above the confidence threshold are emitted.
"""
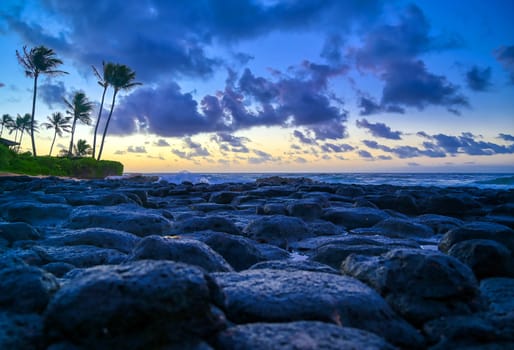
[64,91,93,156]
[97,64,141,161]
[16,45,68,156]
[74,139,92,157]
[10,113,33,152]
[41,112,72,156]
[91,61,116,159]
[0,114,14,138]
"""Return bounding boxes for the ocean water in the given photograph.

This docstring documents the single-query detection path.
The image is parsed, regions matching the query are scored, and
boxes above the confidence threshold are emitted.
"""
[131,171,514,189]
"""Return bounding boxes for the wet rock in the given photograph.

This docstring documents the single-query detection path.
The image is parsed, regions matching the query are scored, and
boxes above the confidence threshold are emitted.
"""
[0,222,41,245]
[0,264,59,313]
[250,259,338,274]
[419,193,483,217]
[286,200,323,221]
[0,201,72,226]
[170,216,241,235]
[448,239,513,279]
[64,192,136,206]
[243,215,311,248]
[44,260,226,349]
[352,217,434,239]
[480,277,514,313]
[254,243,290,261]
[214,321,396,350]
[66,205,172,237]
[322,207,390,230]
[306,220,346,236]
[42,228,140,253]
[414,214,463,234]
[256,203,288,216]
[128,235,233,272]
[335,185,365,197]
[32,245,127,268]
[213,269,423,348]
[209,191,240,204]
[367,193,419,215]
[341,248,482,325]
[0,312,43,350]
[41,262,76,278]
[438,221,514,253]
[189,203,234,213]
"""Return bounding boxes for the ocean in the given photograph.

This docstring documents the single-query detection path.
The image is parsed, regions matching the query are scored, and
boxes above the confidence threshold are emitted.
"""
[128,172,514,190]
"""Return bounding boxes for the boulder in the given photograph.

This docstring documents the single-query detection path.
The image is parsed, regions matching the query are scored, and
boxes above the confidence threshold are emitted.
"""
[64,192,136,206]
[66,205,172,237]
[0,312,43,350]
[366,193,419,215]
[414,214,463,234]
[214,321,396,350]
[0,201,72,226]
[31,245,127,268]
[0,222,41,245]
[254,243,290,261]
[243,215,311,248]
[256,203,288,216]
[286,200,323,221]
[448,239,513,279]
[170,216,241,235]
[480,278,514,313]
[0,264,59,313]
[419,193,483,216]
[128,235,233,272]
[209,191,240,204]
[322,207,389,230]
[43,228,140,253]
[249,260,338,274]
[213,269,423,348]
[44,260,226,349]
[341,248,482,325]
[438,221,514,253]
[352,217,434,239]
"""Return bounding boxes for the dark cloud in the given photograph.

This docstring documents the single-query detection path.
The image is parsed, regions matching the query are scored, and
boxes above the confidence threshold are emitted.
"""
[498,133,514,142]
[127,146,147,153]
[248,149,279,164]
[495,45,514,83]
[377,155,392,160]
[293,130,316,145]
[358,150,373,159]
[321,34,344,64]
[407,162,420,166]
[295,157,308,163]
[320,142,354,153]
[358,96,405,116]
[154,139,170,147]
[416,131,431,139]
[38,81,67,109]
[466,66,492,91]
[0,83,5,88]
[211,133,250,153]
[356,118,402,140]
[171,137,210,159]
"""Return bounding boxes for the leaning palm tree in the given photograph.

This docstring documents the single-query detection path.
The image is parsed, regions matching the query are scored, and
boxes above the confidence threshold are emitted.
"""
[41,112,72,156]
[97,64,141,161]
[0,114,14,138]
[74,139,92,157]
[10,113,33,152]
[91,61,116,159]
[64,91,93,157]
[16,45,68,156]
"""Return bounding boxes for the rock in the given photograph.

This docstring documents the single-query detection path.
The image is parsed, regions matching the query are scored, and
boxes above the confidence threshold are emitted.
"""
[352,217,434,239]
[66,205,172,237]
[366,193,419,215]
[419,193,483,216]
[0,264,59,313]
[44,260,226,349]
[448,239,513,279]
[64,192,136,206]
[243,215,311,248]
[341,248,482,325]
[414,214,463,234]
[209,191,240,204]
[322,207,390,230]
[190,231,266,271]
[42,228,140,254]
[32,245,127,268]
[189,203,234,213]
[286,200,323,221]
[438,222,514,253]
[480,278,514,313]
[128,235,234,272]
[213,269,423,348]
[250,259,339,274]
[0,312,43,350]
[0,222,41,245]
[256,203,288,216]
[306,220,346,236]
[254,243,290,261]
[170,216,241,235]
[41,262,76,278]
[335,185,365,197]
[214,321,396,350]
[0,201,72,226]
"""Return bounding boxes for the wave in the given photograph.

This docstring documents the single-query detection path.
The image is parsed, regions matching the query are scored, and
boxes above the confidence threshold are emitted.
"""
[475,175,514,185]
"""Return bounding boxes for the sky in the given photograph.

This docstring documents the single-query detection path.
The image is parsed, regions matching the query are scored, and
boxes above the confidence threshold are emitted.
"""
[1,0,513,173]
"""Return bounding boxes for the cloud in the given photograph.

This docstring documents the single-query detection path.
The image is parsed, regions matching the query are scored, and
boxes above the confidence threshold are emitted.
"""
[38,81,67,109]
[498,133,514,142]
[154,139,170,147]
[358,150,373,159]
[248,149,280,164]
[211,133,250,153]
[377,155,392,160]
[0,83,5,88]
[295,157,308,163]
[495,45,514,83]
[356,118,402,140]
[320,142,354,153]
[127,146,147,153]
[358,96,405,116]
[407,162,420,166]
[466,66,492,91]
[293,130,317,145]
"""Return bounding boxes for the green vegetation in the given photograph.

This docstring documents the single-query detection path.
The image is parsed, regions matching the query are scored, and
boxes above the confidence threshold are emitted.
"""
[0,143,123,179]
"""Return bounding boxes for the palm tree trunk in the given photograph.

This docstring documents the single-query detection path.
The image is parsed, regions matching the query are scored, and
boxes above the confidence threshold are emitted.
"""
[68,117,77,157]
[0,124,4,138]
[92,86,108,159]
[49,131,57,156]
[30,74,38,156]
[18,131,24,153]
[97,90,117,161]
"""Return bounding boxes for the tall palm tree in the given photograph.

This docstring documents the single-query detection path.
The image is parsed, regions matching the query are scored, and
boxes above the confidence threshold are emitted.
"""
[16,45,68,156]
[64,91,93,156]
[41,112,72,156]
[91,61,116,159]
[97,64,141,161]
[74,139,92,157]
[0,114,14,138]
[10,113,33,152]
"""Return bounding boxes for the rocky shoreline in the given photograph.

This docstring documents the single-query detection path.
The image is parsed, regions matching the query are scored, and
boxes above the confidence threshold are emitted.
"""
[1,175,513,349]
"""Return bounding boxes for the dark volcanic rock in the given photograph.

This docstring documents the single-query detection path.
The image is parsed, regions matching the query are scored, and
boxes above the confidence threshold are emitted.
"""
[322,207,390,230]
[209,191,240,204]
[448,239,513,279]
[341,248,482,325]
[128,235,233,272]
[1,201,72,226]
[0,264,59,313]
[64,192,136,206]
[43,228,140,253]
[438,221,514,253]
[32,245,127,268]
[66,205,172,237]
[414,214,464,234]
[214,321,396,350]
[286,200,323,221]
[352,217,434,239]
[0,312,43,350]
[366,193,419,215]
[212,269,423,348]
[249,259,338,274]
[480,277,514,313]
[243,215,311,248]
[44,260,226,349]
[419,192,484,217]
[170,216,241,235]
[0,222,41,245]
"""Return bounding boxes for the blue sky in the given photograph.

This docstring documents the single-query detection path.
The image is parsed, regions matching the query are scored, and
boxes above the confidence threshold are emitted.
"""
[1,0,513,172]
